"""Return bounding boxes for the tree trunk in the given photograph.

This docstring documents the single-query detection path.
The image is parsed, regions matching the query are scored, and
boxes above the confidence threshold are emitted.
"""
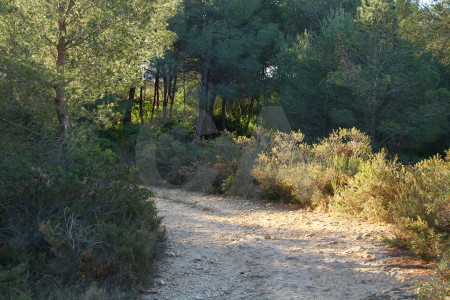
[123,87,135,124]
[151,71,159,121]
[221,98,226,131]
[54,84,70,133]
[169,69,178,121]
[205,92,217,138]
[54,4,70,134]
[162,75,169,122]
[195,59,210,139]
[207,92,216,119]
[183,72,186,115]
[139,86,144,124]
[156,76,160,109]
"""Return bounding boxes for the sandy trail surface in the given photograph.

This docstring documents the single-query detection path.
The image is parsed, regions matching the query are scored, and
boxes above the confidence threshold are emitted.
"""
[143,188,432,300]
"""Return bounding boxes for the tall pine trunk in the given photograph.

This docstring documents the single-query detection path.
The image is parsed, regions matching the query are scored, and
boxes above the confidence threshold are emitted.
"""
[139,86,144,124]
[151,71,159,121]
[195,59,210,138]
[205,92,216,138]
[169,69,178,121]
[162,75,170,122]
[123,87,135,124]
[221,98,226,131]
[54,4,70,134]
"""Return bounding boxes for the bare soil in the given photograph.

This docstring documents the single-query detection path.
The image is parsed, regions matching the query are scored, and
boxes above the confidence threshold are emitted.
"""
[142,188,434,300]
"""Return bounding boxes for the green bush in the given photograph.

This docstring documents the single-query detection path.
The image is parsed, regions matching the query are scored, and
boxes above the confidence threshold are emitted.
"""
[208,131,244,194]
[252,129,313,204]
[312,127,373,163]
[0,130,162,298]
[252,128,371,208]
[145,123,213,186]
[390,151,449,261]
[417,256,449,300]
[137,124,244,193]
[251,127,448,264]
[331,149,449,261]
[330,151,400,221]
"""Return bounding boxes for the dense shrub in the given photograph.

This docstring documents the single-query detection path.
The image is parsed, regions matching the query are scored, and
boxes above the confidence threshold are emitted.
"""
[136,123,215,188]
[136,124,245,194]
[312,127,373,163]
[390,151,449,261]
[251,129,311,203]
[96,123,141,166]
[331,150,449,261]
[330,151,400,221]
[418,256,449,300]
[208,131,244,193]
[251,127,448,264]
[0,130,162,298]
[252,127,372,208]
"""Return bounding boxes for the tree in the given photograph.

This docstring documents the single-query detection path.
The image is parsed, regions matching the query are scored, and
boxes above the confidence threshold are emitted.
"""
[400,0,450,66]
[0,0,172,133]
[167,0,282,137]
[273,0,449,157]
[322,1,449,152]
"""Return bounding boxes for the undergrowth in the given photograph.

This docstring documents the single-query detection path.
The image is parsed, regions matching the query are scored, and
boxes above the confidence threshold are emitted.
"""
[0,128,162,299]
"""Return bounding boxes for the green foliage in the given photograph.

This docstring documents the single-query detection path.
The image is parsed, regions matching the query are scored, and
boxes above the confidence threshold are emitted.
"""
[332,149,449,261]
[330,151,400,221]
[154,123,213,185]
[250,127,449,262]
[273,0,450,159]
[0,130,162,297]
[136,123,244,193]
[208,131,244,193]
[400,0,450,66]
[252,127,372,208]
[417,256,450,300]
[251,129,313,204]
[389,152,450,261]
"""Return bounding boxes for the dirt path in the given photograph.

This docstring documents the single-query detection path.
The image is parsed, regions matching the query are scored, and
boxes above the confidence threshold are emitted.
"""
[143,188,433,300]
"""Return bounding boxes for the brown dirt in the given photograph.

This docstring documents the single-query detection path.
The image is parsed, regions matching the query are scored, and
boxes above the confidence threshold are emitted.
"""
[142,187,434,300]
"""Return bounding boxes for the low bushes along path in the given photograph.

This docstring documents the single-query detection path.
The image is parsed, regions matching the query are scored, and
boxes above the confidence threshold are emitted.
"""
[143,188,433,300]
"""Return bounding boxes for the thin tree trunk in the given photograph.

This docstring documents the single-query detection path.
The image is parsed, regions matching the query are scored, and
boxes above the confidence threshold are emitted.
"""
[54,84,69,132]
[156,74,160,109]
[139,86,144,124]
[205,91,217,138]
[169,69,178,121]
[151,71,159,121]
[123,87,135,124]
[183,71,186,115]
[151,83,157,121]
[162,75,170,122]
[54,4,70,134]
[221,98,226,131]
[195,60,210,139]
[207,92,216,119]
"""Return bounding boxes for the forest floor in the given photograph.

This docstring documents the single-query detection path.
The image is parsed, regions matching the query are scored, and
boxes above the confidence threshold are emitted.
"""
[142,187,434,300]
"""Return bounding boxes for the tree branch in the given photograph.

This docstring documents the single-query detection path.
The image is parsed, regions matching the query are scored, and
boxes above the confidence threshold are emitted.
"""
[0,117,41,135]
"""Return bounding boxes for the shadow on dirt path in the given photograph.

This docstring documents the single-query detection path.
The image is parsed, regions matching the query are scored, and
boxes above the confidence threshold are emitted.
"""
[142,188,434,300]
